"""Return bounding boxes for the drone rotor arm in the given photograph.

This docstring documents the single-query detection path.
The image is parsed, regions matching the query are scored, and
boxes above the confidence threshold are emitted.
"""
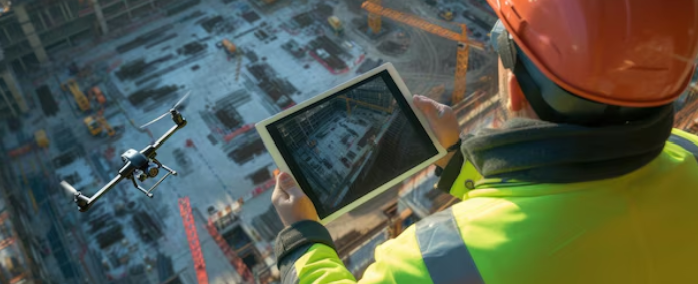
[86,175,124,205]
[152,123,182,150]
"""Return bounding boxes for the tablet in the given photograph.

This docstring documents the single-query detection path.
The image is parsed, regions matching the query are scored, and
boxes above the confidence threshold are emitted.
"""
[256,63,446,224]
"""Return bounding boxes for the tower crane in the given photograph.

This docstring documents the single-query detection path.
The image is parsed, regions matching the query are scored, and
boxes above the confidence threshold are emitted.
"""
[368,0,382,34]
[361,1,485,103]
[179,197,209,284]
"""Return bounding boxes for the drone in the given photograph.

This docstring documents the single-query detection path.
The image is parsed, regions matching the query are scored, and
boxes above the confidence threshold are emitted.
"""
[60,92,190,212]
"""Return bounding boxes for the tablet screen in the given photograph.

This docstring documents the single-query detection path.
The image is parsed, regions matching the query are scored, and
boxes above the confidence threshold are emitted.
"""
[266,70,439,219]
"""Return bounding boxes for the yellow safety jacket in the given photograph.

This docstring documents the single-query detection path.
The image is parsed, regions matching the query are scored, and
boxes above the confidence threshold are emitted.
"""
[275,123,698,283]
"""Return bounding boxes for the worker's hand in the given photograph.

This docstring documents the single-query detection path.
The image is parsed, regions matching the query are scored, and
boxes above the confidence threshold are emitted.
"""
[413,95,461,168]
[272,172,320,227]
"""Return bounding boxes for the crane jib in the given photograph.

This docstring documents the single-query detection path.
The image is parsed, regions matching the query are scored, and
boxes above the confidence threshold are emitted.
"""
[360,1,485,50]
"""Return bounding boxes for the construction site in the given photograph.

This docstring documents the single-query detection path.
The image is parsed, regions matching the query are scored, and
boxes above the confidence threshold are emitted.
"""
[0,0,694,283]
[274,75,438,215]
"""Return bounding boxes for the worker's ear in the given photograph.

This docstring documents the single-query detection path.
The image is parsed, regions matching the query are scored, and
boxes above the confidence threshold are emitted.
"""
[508,73,526,112]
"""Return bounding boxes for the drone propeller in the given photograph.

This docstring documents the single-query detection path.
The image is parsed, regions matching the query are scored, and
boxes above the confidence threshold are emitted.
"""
[173,91,190,110]
[139,91,191,129]
[139,112,169,129]
[60,181,80,196]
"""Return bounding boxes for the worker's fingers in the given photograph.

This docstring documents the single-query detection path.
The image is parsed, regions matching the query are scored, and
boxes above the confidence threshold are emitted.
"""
[414,95,448,125]
[278,172,296,191]
[277,172,308,200]
[286,185,308,201]
[413,95,446,119]
[271,172,291,204]
[413,95,433,116]
[412,95,460,156]
[271,186,286,205]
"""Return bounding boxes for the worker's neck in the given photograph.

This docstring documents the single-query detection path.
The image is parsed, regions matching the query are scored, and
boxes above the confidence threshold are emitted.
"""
[462,104,674,183]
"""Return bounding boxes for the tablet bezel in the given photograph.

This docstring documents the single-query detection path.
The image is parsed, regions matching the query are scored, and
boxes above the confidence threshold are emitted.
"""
[256,62,447,224]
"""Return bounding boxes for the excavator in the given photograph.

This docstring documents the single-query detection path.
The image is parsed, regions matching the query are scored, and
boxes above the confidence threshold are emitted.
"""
[61,78,114,137]
[84,86,115,137]
[83,115,115,137]
[61,79,91,112]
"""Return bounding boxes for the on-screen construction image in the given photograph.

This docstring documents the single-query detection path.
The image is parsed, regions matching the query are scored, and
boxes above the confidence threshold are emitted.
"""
[272,74,438,217]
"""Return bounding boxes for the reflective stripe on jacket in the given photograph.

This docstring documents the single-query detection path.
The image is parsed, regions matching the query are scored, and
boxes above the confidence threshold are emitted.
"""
[277,129,698,284]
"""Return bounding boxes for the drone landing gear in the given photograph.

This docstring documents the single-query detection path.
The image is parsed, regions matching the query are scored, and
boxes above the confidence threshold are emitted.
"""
[130,158,178,198]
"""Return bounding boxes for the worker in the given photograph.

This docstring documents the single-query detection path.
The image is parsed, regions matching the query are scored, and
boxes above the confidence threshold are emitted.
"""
[271,0,698,283]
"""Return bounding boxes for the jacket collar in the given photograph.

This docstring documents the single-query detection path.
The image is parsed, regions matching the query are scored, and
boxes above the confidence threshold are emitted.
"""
[459,104,674,183]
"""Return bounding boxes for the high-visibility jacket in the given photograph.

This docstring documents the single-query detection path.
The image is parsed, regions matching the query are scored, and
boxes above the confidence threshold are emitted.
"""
[275,128,698,284]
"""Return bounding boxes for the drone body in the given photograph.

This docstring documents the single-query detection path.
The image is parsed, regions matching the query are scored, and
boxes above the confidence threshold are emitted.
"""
[61,93,190,212]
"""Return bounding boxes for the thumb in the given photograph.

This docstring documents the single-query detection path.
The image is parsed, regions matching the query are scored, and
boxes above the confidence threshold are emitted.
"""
[413,95,443,118]
[277,172,306,199]
[414,95,447,123]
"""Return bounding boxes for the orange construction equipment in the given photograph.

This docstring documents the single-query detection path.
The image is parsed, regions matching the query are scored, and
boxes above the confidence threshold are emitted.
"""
[486,0,698,107]
[88,86,107,118]
[367,0,381,34]
[83,85,115,137]
[362,1,485,103]
[221,39,244,81]
[327,16,344,35]
[97,116,115,136]
[84,116,101,136]
[89,86,107,106]
[222,39,237,55]
[84,115,115,137]
[61,79,91,112]
[178,197,209,284]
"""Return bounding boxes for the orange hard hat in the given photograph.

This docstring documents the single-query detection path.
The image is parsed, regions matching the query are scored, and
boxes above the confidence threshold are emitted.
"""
[486,0,698,107]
